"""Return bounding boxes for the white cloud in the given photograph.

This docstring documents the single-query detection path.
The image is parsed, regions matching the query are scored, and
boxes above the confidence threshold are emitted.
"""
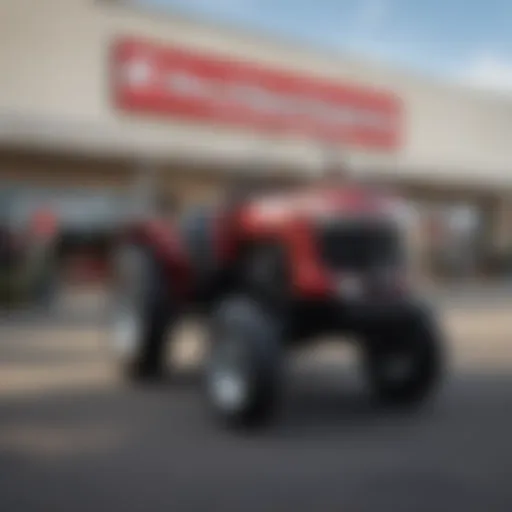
[343,0,395,59]
[135,0,255,12]
[356,0,388,36]
[192,0,253,6]
[345,0,388,46]
[460,53,512,95]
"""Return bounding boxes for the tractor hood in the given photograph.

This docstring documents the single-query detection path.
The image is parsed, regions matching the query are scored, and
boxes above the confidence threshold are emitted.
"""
[241,186,398,231]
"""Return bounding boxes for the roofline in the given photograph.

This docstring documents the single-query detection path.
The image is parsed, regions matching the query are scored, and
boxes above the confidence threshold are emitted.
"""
[101,1,425,79]
[99,0,512,107]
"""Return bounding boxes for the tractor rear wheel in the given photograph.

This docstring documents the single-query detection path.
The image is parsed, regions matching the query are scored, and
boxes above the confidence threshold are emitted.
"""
[363,314,444,407]
[110,245,174,382]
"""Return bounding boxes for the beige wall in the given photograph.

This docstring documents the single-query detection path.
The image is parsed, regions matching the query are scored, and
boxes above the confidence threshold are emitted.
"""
[490,199,512,250]
[1,0,512,188]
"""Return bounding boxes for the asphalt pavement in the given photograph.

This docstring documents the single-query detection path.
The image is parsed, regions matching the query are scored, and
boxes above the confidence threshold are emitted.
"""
[0,288,511,512]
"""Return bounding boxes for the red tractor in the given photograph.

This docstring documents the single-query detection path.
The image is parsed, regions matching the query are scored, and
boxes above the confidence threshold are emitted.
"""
[109,184,444,429]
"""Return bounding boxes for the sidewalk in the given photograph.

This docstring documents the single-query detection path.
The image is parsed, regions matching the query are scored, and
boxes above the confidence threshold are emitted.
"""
[0,287,110,328]
[424,281,512,307]
[2,281,511,330]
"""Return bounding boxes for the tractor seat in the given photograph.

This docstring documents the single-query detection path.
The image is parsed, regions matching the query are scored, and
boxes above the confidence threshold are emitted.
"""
[178,205,218,284]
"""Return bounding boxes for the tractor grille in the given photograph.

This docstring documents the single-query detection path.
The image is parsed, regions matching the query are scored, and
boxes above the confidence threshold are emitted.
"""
[318,221,402,273]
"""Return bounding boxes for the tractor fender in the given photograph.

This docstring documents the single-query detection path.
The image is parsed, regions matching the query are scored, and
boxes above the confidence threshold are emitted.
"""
[122,219,193,300]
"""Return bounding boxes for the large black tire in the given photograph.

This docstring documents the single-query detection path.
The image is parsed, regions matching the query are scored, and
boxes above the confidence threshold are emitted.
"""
[110,245,173,382]
[205,296,284,430]
[363,312,445,408]
[240,243,289,305]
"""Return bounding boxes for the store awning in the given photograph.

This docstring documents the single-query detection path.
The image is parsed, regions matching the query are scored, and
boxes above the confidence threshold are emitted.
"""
[1,109,511,192]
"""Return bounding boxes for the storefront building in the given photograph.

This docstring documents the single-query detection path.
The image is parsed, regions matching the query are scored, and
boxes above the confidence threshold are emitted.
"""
[1,0,512,281]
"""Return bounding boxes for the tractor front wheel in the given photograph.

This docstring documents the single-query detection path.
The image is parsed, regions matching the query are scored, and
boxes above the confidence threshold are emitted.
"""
[205,296,284,429]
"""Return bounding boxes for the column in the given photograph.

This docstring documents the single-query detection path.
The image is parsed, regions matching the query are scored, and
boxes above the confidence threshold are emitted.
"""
[491,197,512,251]
[489,197,512,278]
[131,159,159,217]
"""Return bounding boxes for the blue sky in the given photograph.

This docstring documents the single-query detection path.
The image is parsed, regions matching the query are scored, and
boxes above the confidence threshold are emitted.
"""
[136,0,512,93]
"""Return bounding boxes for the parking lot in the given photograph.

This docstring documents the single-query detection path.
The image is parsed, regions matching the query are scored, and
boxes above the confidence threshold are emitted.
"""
[1,291,511,512]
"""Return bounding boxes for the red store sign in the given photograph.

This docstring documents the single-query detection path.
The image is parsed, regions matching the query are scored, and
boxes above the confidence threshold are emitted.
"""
[111,37,402,150]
